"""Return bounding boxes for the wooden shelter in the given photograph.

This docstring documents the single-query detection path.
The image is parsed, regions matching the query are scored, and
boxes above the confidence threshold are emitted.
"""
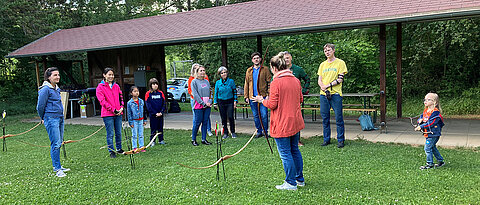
[6,0,480,126]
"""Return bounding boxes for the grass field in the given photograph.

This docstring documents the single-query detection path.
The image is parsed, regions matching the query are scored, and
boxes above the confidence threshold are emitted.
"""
[0,115,479,204]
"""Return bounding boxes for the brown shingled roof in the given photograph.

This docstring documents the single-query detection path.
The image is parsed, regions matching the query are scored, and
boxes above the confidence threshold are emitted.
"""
[7,0,480,58]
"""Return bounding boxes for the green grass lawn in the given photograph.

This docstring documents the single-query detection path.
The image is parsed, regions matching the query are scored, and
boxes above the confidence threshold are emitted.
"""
[1,115,479,204]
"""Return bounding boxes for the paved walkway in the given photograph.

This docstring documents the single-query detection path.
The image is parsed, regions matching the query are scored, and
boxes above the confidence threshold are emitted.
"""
[63,111,480,148]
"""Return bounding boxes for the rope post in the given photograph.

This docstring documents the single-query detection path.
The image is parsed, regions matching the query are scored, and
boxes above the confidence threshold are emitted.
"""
[2,110,7,152]
[62,144,67,159]
[215,121,226,181]
[123,121,135,170]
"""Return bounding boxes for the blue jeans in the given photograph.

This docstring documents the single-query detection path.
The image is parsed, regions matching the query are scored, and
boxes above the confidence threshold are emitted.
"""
[43,116,64,171]
[425,137,444,165]
[191,100,211,132]
[131,120,144,149]
[320,94,345,143]
[274,132,304,186]
[103,115,122,153]
[192,107,211,141]
[249,101,269,134]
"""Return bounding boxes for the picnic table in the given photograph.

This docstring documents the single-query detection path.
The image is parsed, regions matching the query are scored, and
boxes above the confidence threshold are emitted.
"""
[302,93,379,122]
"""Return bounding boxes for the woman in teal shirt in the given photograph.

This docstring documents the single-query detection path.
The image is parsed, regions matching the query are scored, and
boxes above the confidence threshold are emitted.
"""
[214,66,238,139]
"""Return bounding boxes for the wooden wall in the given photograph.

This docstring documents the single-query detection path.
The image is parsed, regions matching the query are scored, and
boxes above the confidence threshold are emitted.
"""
[87,45,167,101]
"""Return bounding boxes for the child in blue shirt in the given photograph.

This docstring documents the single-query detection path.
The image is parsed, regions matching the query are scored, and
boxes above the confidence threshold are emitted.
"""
[145,78,166,146]
[127,86,147,152]
[415,92,445,170]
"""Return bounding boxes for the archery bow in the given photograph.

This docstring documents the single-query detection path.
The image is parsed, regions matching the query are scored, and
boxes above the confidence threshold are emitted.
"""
[121,132,161,155]
[409,115,434,135]
[176,131,256,169]
[257,45,274,154]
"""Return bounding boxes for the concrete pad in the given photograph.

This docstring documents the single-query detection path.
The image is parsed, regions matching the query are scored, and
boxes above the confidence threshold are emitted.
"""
[54,111,480,149]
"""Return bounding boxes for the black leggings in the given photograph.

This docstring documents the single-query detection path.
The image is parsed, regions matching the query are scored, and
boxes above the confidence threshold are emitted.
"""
[218,100,235,135]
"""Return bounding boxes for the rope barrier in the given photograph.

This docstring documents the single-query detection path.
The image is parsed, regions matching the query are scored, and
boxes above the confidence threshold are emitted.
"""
[62,126,105,144]
[0,122,42,139]
[7,124,104,148]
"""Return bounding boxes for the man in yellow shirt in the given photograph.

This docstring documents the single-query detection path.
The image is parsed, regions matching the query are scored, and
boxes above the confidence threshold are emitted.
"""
[317,43,348,148]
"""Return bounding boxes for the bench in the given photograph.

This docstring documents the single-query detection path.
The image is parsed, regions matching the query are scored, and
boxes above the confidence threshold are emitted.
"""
[301,106,377,122]
[235,102,250,119]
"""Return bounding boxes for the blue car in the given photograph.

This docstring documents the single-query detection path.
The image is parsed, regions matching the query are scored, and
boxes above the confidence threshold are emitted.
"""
[167,78,189,102]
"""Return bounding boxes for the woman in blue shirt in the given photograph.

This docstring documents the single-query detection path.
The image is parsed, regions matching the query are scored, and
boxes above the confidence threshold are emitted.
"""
[214,66,238,139]
[36,67,70,177]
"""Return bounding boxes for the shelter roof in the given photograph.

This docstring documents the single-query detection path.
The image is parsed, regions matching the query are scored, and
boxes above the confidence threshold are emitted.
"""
[7,0,480,58]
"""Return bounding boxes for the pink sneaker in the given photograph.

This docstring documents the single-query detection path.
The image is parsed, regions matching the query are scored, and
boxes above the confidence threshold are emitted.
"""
[141,150,146,152]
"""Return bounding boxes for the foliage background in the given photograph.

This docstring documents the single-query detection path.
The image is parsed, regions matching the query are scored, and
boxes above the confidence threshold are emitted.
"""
[1,0,479,115]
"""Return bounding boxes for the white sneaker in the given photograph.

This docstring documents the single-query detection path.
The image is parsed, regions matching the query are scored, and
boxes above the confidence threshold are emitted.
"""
[207,131,213,136]
[296,180,305,187]
[275,181,297,190]
[53,167,70,172]
[56,170,66,178]
[159,140,166,145]
[151,142,155,147]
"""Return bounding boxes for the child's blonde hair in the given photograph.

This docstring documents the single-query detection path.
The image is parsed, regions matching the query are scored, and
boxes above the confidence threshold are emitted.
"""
[426,92,442,113]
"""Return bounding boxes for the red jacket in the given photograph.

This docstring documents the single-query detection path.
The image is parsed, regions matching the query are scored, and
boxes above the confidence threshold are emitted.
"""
[262,70,304,138]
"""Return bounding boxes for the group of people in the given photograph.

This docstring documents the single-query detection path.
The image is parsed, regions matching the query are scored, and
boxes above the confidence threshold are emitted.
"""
[37,43,445,194]
[96,68,166,159]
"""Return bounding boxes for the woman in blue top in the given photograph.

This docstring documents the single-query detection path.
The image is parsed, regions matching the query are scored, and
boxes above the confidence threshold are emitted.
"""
[214,66,238,139]
[36,67,70,178]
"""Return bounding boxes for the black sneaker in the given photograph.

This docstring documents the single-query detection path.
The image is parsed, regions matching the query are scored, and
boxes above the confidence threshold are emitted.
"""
[110,152,116,158]
[255,133,263,138]
[116,149,124,154]
[434,161,445,168]
[231,133,237,138]
[337,141,345,148]
[201,140,212,145]
[222,134,228,139]
[191,140,199,146]
[321,141,331,146]
[420,164,434,170]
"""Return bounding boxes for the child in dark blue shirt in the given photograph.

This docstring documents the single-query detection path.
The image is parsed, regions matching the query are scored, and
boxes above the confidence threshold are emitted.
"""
[145,78,166,146]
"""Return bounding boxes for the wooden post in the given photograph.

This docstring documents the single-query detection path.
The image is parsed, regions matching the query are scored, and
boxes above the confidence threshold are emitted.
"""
[221,38,228,67]
[35,60,41,88]
[257,35,262,54]
[79,61,85,86]
[159,45,167,96]
[87,52,95,87]
[117,50,124,88]
[42,56,47,71]
[117,50,127,118]
[396,23,402,119]
[379,24,387,126]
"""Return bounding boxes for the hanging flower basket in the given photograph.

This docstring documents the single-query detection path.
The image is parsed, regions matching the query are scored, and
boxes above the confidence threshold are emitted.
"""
[78,93,91,105]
